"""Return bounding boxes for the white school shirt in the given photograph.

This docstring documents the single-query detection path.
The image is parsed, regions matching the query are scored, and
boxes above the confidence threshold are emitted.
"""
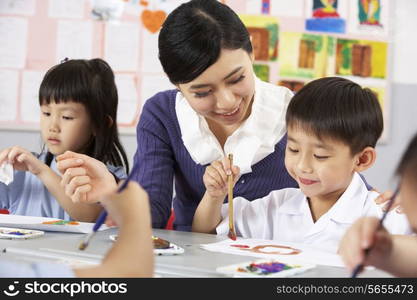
[217,172,412,253]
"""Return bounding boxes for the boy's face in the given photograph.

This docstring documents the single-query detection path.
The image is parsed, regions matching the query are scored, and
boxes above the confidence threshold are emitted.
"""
[40,101,93,156]
[285,125,360,202]
[399,175,417,232]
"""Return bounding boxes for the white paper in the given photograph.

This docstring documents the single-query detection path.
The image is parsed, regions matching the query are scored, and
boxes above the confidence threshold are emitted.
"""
[20,70,44,123]
[115,74,139,124]
[347,0,390,37]
[245,0,262,14]
[270,0,305,17]
[48,0,85,19]
[141,29,163,73]
[200,238,344,267]
[0,69,19,122]
[104,22,139,72]
[0,0,36,16]
[140,74,173,107]
[56,20,93,62]
[0,163,13,185]
[0,214,109,233]
[0,17,28,69]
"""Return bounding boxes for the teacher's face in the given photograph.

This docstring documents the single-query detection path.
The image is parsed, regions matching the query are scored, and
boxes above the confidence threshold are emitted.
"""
[178,48,255,127]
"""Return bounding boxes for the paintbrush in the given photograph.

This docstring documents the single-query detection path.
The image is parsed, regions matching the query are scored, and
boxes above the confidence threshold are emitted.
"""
[351,187,400,277]
[227,153,237,241]
[79,163,139,251]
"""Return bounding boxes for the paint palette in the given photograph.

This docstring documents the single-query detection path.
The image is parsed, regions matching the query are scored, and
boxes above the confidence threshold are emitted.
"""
[0,227,44,239]
[216,259,315,277]
[109,235,185,255]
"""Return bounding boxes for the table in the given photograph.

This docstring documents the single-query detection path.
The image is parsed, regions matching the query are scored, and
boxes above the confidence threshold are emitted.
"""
[0,228,391,277]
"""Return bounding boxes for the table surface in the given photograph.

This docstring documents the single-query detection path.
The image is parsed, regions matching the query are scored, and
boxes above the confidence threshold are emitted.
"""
[0,228,391,278]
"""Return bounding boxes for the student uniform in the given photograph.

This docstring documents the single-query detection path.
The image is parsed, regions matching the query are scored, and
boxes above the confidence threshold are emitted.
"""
[0,152,125,220]
[217,172,411,253]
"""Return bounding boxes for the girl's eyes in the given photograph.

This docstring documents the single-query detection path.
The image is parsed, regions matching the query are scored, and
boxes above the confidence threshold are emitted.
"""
[62,116,74,120]
[42,112,50,117]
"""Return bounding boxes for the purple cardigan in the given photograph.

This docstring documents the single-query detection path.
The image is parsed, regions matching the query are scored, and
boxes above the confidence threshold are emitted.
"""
[133,89,298,231]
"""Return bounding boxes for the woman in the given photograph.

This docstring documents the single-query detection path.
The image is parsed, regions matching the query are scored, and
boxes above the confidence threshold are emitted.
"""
[57,0,297,231]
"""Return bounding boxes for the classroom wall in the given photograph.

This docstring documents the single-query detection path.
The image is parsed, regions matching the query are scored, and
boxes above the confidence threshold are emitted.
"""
[1,0,417,192]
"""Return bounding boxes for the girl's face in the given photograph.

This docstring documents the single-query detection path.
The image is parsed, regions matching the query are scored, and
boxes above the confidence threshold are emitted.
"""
[178,48,255,128]
[399,175,417,232]
[40,101,94,156]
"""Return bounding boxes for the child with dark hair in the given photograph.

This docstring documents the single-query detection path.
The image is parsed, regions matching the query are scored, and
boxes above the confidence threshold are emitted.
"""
[0,58,128,222]
[193,77,411,252]
[340,133,417,277]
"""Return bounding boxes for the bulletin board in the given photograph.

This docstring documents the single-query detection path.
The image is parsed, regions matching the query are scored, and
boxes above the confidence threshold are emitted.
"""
[0,0,392,140]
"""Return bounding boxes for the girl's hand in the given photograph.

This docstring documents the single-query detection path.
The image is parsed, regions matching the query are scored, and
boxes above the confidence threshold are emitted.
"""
[338,217,393,274]
[57,151,118,204]
[374,190,403,213]
[203,157,240,201]
[0,146,46,175]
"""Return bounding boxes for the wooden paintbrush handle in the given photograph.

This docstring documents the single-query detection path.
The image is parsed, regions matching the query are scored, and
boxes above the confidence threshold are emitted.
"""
[228,154,234,230]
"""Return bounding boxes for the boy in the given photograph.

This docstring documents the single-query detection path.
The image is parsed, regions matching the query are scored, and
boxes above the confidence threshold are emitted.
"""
[339,133,417,277]
[192,77,411,253]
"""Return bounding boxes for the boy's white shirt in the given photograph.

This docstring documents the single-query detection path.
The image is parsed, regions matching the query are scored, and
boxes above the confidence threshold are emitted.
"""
[175,77,292,175]
[217,172,412,253]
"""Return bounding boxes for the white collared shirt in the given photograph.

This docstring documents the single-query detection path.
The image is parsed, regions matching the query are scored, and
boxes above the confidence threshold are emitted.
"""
[217,172,412,253]
[175,77,293,174]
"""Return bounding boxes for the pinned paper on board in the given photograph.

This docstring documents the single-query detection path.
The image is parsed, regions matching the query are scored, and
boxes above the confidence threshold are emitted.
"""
[239,15,279,61]
[305,0,346,33]
[348,0,389,36]
[335,38,387,79]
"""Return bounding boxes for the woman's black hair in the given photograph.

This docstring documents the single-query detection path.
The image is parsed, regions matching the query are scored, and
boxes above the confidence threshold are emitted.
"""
[158,0,252,84]
[396,133,417,183]
[39,58,129,173]
[286,77,383,155]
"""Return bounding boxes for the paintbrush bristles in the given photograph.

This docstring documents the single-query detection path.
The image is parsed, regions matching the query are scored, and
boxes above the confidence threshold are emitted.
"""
[78,232,94,251]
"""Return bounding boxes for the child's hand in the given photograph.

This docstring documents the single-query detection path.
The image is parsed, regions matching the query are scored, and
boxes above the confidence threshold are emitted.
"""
[0,146,46,175]
[57,151,118,204]
[374,190,403,213]
[203,157,240,201]
[338,217,393,274]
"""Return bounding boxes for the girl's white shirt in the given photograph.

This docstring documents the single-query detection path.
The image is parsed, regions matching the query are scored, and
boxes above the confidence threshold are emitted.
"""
[175,77,293,175]
[216,172,413,253]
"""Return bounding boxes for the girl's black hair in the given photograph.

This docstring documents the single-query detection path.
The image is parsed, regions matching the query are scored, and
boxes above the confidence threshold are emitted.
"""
[158,0,252,84]
[396,133,417,183]
[39,58,129,173]
[286,77,383,155]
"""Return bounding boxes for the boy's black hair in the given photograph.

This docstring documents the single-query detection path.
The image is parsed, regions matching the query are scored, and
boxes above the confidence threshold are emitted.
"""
[39,58,129,173]
[158,0,252,84]
[286,77,383,155]
[396,132,417,183]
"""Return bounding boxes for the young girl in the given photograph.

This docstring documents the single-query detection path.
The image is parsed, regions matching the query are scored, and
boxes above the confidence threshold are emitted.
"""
[0,58,128,222]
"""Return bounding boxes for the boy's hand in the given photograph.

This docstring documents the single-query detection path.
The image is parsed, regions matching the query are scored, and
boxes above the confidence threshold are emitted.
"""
[338,217,393,273]
[0,146,46,175]
[203,157,240,201]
